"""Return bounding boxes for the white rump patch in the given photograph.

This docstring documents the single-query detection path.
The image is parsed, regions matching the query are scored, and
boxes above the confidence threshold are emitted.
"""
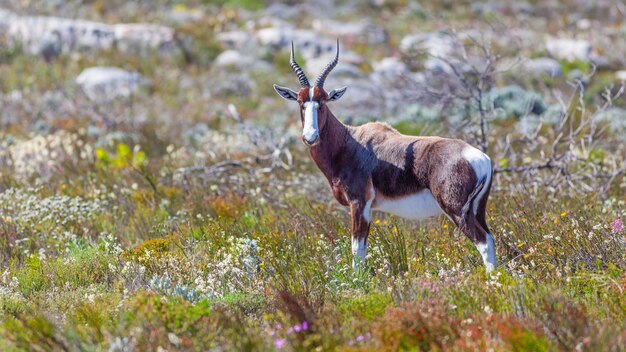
[373,189,443,220]
[462,146,492,213]
[475,232,497,272]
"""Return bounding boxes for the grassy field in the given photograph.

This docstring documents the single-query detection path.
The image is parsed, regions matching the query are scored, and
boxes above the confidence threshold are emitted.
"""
[1,184,625,350]
[1,0,626,351]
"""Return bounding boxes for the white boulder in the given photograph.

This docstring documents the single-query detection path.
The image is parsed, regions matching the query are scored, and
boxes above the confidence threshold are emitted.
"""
[522,58,562,77]
[400,32,458,58]
[76,67,147,101]
[545,38,592,62]
[312,19,387,44]
[255,27,336,59]
[5,10,177,58]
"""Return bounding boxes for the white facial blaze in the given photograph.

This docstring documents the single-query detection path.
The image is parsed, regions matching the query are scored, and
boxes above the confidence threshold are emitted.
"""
[302,101,319,143]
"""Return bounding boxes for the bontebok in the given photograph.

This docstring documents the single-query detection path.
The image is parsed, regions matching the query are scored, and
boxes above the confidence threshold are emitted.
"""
[273,41,496,272]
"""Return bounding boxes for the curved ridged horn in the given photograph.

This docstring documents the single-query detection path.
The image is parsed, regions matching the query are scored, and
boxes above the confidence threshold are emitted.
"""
[290,42,310,88]
[315,39,339,88]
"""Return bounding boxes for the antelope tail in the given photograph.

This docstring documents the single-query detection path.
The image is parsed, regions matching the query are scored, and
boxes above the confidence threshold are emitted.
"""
[460,178,486,230]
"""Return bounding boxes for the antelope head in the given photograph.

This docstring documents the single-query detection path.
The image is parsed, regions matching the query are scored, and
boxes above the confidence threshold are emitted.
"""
[273,40,348,147]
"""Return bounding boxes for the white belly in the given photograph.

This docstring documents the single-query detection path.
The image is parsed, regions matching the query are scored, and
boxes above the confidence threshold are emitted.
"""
[373,189,443,220]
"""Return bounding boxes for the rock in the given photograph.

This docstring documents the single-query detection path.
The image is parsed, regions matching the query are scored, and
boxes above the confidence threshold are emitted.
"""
[372,57,408,74]
[213,50,273,73]
[577,18,591,30]
[214,50,253,67]
[216,31,255,50]
[516,107,562,135]
[168,333,182,346]
[113,23,176,55]
[0,8,14,32]
[400,32,462,73]
[423,58,454,74]
[8,15,114,58]
[369,68,426,115]
[255,27,336,59]
[312,20,387,45]
[262,3,303,19]
[594,108,626,135]
[337,51,365,66]
[616,71,626,81]
[590,54,612,70]
[76,67,147,101]
[306,57,363,79]
[211,72,255,97]
[255,26,289,47]
[400,32,458,58]
[471,1,535,16]
[306,52,364,78]
[263,1,334,19]
[5,10,177,58]
[522,58,562,77]
[545,38,591,62]
[327,79,384,123]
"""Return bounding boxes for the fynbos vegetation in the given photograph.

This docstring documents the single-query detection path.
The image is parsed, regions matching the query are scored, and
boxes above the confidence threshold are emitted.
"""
[0,0,625,351]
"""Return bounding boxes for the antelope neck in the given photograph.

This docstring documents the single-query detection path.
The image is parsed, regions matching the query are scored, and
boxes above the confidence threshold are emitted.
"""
[308,107,348,180]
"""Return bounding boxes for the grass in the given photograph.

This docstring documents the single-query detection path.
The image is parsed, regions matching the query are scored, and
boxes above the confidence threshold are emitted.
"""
[0,184,625,350]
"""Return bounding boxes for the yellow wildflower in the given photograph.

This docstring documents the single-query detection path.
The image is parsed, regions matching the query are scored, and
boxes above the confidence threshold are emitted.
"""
[375,219,381,225]
[173,3,187,12]
[560,212,567,218]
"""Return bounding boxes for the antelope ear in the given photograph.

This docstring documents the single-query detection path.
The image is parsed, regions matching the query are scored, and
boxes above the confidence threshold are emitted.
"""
[327,86,347,101]
[273,84,299,101]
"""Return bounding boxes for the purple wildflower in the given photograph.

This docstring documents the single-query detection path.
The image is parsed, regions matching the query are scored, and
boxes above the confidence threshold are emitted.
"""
[612,219,624,232]
[356,335,365,342]
[301,321,309,330]
[294,324,301,332]
[274,338,286,349]
[286,327,294,335]
[275,324,282,330]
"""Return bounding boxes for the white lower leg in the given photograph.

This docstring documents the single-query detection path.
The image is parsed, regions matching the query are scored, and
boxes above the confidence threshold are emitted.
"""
[475,233,497,272]
[352,237,367,269]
